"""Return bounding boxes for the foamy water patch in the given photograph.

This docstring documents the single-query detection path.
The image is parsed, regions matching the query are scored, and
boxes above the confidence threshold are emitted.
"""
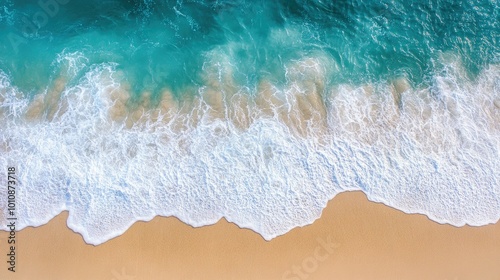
[0,56,499,245]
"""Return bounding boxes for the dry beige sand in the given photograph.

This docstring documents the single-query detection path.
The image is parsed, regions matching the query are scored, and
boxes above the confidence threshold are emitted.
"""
[0,191,499,280]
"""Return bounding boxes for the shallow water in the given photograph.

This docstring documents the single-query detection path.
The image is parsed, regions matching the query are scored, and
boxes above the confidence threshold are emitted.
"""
[0,0,499,245]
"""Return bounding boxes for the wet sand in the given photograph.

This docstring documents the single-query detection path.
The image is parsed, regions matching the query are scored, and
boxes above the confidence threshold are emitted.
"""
[0,191,499,280]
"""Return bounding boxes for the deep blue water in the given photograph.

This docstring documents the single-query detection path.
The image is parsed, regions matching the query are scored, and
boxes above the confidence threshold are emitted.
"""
[0,0,497,97]
[0,0,499,245]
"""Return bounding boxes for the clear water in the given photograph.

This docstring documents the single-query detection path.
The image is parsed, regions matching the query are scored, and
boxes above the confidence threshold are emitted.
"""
[0,0,499,244]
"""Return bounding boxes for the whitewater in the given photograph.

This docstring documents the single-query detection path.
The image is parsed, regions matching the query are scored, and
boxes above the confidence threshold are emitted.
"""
[0,0,499,245]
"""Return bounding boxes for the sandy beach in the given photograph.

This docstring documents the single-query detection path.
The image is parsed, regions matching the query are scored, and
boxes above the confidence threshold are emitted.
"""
[1,191,499,280]
[1,1,499,279]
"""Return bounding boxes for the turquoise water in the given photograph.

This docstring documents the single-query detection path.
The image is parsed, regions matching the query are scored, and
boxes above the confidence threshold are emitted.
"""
[0,1,499,245]
[1,0,498,95]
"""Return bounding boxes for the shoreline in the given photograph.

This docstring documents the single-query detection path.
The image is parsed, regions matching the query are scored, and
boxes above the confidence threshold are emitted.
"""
[2,60,499,244]
[4,190,500,246]
[1,191,499,280]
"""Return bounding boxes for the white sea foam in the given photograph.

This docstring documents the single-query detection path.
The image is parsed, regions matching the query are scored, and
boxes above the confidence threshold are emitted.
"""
[0,53,499,245]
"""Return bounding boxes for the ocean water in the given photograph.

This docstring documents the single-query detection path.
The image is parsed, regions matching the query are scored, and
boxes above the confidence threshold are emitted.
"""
[0,0,499,245]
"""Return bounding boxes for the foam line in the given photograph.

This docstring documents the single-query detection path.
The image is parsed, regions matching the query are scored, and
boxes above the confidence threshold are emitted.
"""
[0,55,499,245]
